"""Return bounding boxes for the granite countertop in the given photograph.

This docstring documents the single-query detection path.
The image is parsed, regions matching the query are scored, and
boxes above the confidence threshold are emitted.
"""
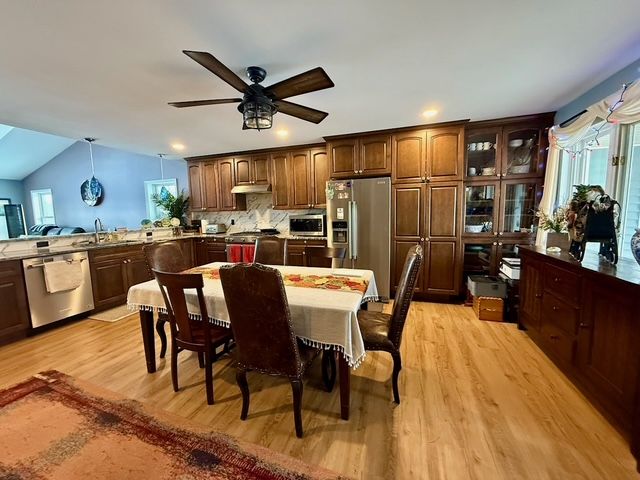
[519,245,640,288]
[0,234,328,263]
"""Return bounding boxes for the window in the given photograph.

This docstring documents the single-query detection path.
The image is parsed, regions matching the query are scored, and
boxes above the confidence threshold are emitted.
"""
[30,189,56,225]
[554,121,640,259]
[0,198,10,240]
[144,179,178,221]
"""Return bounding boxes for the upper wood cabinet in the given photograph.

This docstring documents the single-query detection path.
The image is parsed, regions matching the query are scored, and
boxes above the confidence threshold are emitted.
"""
[188,163,205,211]
[271,152,290,209]
[290,150,312,209]
[310,148,329,208]
[427,126,464,181]
[327,134,392,179]
[202,161,219,210]
[188,158,246,213]
[234,155,270,186]
[328,139,358,178]
[392,130,427,183]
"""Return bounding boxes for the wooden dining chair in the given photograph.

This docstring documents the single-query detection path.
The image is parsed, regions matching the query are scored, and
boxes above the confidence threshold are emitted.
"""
[304,246,347,268]
[143,242,190,359]
[219,263,331,437]
[253,236,288,265]
[356,245,423,403]
[152,269,233,405]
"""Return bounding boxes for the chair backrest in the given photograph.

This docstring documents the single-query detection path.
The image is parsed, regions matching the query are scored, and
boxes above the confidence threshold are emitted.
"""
[144,242,189,273]
[152,269,209,345]
[219,263,302,377]
[305,246,347,268]
[253,236,287,265]
[388,245,423,348]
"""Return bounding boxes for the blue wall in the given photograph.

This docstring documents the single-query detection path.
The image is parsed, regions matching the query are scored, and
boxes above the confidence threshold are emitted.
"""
[22,142,188,231]
[555,57,640,124]
[0,179,25,205]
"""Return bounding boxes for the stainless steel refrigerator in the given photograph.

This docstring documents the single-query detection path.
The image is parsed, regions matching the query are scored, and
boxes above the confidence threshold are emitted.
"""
[327,177,391,300]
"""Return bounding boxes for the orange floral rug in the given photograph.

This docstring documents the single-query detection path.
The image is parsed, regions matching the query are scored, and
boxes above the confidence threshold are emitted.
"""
[188,267,369,294]
[0,371,347,480]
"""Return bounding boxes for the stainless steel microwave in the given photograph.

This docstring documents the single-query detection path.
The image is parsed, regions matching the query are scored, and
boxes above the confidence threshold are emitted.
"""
[289,214,326,237]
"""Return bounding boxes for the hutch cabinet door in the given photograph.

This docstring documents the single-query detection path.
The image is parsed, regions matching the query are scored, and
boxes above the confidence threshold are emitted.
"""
[391,130,426,183]
[328,139,358,178]
[463,181,500,238]
[426,182,459,238]
[520,257,543,332]
[426,126,464,181]
[392,184,424,239]
[499,179,543,239]
[422,240,459,295]
[188,162,204,211]
[465,127,502,181]
[392,240,424,293]
[501,125,546,178]
[359,134,391,176]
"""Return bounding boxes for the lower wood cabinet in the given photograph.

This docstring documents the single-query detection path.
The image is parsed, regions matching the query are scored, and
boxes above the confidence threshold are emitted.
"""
[286,239,327,266]
[0,260,30,345]
[520,247,640,465]
[89,246,153,311]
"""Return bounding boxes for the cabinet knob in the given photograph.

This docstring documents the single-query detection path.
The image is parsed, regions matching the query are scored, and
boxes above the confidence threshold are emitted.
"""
[498,242,503,246]
[421,176,426,181]
[549,334,559,340]
[493,232,498,237]
[359,170,363,174]
[552,306,559,311]
[553,277,560,283]
[535,293,542,298]
[420,237,424,242]
[354,170,358,174]
[579,322,590,329]
[492,242,497,246]
[498,232,503,236]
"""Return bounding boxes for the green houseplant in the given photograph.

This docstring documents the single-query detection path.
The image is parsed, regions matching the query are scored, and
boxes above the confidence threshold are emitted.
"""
[151,190,190,226]
[536,206,570,250]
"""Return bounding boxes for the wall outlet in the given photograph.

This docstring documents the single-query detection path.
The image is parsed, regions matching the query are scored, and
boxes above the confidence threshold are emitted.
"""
[231,219,235,225]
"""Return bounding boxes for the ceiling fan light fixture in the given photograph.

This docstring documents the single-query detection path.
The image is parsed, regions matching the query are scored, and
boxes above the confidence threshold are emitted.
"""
[241,100,276,130]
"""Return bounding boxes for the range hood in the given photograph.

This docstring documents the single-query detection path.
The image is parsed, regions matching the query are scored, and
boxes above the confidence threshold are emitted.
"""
[230,183,272,194]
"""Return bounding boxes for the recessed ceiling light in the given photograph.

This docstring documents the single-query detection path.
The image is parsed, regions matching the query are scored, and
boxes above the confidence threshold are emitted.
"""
[171,143,185,151]
[422,109,439,118]
[276,129,289,138]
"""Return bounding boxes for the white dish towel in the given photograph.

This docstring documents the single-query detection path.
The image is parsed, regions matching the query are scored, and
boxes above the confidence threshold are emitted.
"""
[43,260,83,293]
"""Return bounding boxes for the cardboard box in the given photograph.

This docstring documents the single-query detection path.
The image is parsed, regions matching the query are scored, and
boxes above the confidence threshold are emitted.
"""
[473,296,504,322]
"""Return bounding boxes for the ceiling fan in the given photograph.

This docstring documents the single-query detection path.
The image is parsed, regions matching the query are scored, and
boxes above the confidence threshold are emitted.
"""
[169,50,334,130]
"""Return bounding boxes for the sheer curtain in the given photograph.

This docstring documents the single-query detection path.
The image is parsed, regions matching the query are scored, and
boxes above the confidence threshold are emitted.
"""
[536,81,640,245]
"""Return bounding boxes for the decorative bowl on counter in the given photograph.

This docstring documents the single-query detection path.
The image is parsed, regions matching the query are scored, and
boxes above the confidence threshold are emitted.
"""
[509,165,530,174]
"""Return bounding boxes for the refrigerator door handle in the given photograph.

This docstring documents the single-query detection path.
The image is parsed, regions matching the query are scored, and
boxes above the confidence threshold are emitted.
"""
[351,201,358,260]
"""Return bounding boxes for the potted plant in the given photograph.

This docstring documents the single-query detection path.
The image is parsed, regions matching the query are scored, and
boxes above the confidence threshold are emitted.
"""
[536,206,570,250]
[151,190,190,226]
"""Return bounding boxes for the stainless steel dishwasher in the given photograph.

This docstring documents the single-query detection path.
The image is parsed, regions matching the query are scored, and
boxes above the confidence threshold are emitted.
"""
[22,251,95,328]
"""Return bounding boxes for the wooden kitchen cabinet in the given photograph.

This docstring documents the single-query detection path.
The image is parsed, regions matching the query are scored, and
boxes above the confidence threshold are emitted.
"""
[290,150,312,209]
[234,156,252,185]
[206,238,227,263]
[286,239,327,266]
[392,182,461,296]
[217,158,246,211]
[194,238,208,266]
[327,134,391,179]
[188,163,205,211]
[310,148,329,208]
[0,260,30,345]
[235,155,270,186]
[519,246,640,463]
[89,246,153,311]
[426,126,464,181]
[391,130,427,183]
[271,152,290,209]
[202,161,220,210]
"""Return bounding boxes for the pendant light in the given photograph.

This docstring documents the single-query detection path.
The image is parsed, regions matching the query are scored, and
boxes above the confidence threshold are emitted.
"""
[80,138,104,206]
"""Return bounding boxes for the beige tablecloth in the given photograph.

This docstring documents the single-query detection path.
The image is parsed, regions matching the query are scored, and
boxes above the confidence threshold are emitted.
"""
[127,263,378,368]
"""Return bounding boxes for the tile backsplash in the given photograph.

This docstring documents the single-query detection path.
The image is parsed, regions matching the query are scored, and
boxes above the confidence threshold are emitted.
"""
[192,194,324,235]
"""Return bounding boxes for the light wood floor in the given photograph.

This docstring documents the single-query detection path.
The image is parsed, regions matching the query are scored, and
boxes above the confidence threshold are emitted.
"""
[0,302,637,479]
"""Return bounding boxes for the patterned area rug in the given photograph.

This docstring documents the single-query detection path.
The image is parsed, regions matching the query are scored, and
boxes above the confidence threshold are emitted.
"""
[0,371,346,480]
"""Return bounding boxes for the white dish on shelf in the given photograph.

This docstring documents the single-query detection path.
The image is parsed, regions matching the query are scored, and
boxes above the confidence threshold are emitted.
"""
[508,139,524,148]
[465,225,484,233]
[509,165,530,174]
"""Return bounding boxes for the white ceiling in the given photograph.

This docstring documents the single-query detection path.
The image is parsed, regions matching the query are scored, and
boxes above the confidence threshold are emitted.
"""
[0,124,75,180]
[0,0,639,158]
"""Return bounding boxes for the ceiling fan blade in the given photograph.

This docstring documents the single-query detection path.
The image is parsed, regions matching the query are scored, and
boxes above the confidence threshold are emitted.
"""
[265,67,334,100]
[183,50,249,93]
[274,100,328,124]
[168,98,242,108]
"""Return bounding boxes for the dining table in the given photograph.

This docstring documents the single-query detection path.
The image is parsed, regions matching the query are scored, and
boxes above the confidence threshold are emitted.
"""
[127,262,379,420]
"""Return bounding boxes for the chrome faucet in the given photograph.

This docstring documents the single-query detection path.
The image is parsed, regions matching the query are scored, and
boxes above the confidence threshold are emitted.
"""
[94,218,104,243]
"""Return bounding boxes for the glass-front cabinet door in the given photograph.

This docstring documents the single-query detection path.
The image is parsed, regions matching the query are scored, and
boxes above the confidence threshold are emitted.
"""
[465,128,501,180]
[499,180,543,237]
[464,182,499,237]
[501,126,545,178]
